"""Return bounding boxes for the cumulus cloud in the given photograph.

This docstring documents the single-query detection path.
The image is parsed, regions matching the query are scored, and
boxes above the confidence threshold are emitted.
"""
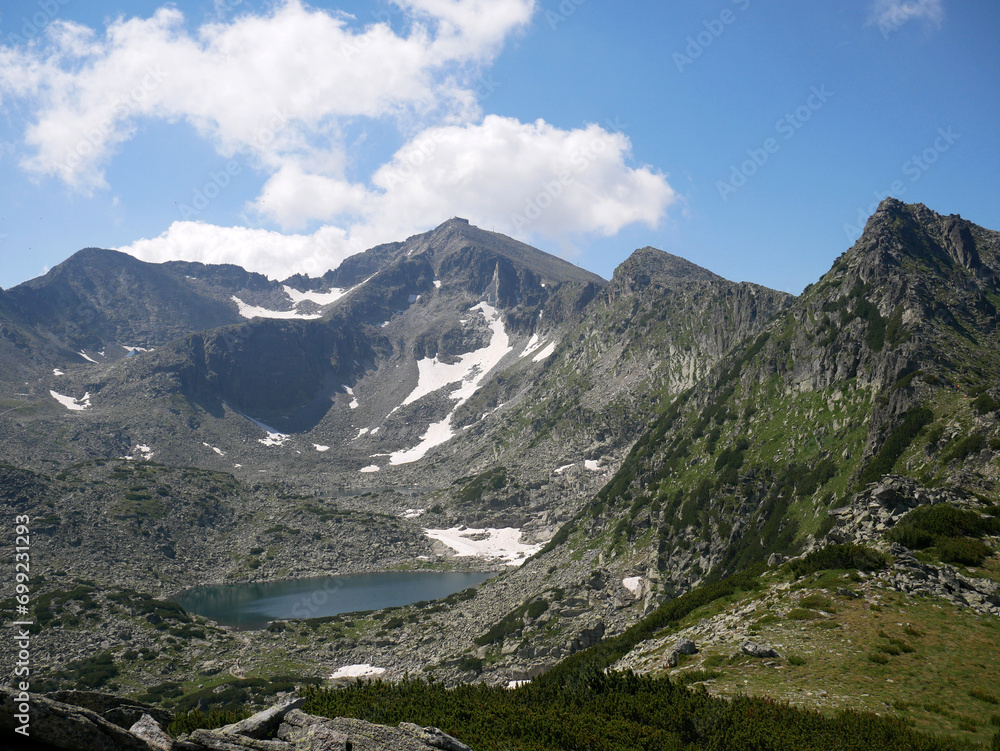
[1,0,533,191]
[122,222,357,281]
[4,1,679,280]
[867,0,945,34]
[124,117,677,277]
[364,116,676,241]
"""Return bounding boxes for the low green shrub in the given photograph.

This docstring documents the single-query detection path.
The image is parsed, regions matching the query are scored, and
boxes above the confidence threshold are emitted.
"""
[970,688,999,705]
[168,709,251,736]
[936,537,992,567]
[943,434,987,464]
[972,393,1000,415]
[787,544,889,578]
[787,608,818,621]
[798,594,834,611]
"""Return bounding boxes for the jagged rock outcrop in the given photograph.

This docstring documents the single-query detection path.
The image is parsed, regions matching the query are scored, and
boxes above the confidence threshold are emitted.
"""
[129,715,174,751]
[825,476,970,545]
[881,545,1000,617]
[0,688,156,751]
[46,692,174,731]
[0,691,477,751]
[215,697,305,740]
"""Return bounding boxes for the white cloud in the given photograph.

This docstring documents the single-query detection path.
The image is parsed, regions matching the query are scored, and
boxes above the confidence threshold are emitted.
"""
[867,0,944,34]
[4,1,679,280]
[361,115,676,241]
[122,222,356,280]
[399,0,536,59]
[123,117,677,277]
[252,163,374,231]
[0,0,534,191]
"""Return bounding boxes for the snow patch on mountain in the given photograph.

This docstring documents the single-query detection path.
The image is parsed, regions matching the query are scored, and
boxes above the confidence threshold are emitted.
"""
[424,527,545,566]
[259,432,290,447]
[389,418,455,465]
[330,664,385,679]
[343,385,359,409]
[50,390,91,411]
[283,285,345,306]
[622,576,643,596]
[389,302,513,465]
[232,296,322,320]
[125,444,155,461]
[520,333,544,358]
[532,342,557,362]
[235,410,290,446]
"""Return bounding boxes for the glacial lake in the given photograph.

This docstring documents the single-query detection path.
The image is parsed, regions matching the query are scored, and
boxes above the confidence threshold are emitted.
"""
[173,571,496,630]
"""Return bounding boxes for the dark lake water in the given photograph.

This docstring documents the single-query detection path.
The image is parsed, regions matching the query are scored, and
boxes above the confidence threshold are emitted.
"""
[173,571,495,630]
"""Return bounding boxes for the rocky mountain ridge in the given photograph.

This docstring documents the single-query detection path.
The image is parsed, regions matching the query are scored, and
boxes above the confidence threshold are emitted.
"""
[2,200,1000,750]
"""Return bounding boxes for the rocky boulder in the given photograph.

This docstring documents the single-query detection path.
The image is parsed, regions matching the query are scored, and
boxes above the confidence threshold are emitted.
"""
[740,641,780,659]
[0,687,153,751]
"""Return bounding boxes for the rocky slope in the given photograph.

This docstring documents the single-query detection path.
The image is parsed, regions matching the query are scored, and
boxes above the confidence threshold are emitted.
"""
[0,218,788,550]
[2,201,999,749]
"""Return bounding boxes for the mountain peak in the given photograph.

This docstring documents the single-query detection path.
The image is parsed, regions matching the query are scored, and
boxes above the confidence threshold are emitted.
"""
[610,247,723,296]
[849,199,991,278]
[391,219,606,287]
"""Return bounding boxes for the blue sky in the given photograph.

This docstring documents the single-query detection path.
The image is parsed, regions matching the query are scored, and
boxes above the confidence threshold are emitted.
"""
[0,0,997,294]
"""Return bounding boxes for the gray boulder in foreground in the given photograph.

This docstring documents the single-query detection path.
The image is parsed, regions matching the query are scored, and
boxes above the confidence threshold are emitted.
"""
[740,640,780,659]
[129,715,175,751]
[217,697,305,740]
[0,687,476,751]
[399,722,472,751]
[0,687,153,751]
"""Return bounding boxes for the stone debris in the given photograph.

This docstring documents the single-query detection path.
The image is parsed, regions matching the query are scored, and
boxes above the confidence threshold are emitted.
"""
[0,688,476,751]
[674,638,698,655]
[740,641,780,659]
